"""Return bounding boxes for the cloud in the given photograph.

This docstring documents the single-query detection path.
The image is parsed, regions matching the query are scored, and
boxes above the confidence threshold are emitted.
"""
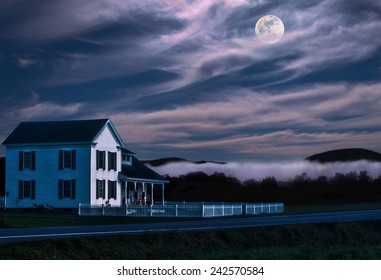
[150,160,381,181]
[5,102,84,121]
[16,57,38,68]
[6,0,377,96]
[102,81,381,159]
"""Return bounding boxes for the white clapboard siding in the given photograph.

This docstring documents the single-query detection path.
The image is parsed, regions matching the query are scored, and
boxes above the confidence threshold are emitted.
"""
[5,145,91,208]
[90,124,122,206]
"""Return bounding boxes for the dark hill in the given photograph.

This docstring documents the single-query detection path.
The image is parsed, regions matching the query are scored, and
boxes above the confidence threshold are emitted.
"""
[143,157,226,167]
[306,148,381,163]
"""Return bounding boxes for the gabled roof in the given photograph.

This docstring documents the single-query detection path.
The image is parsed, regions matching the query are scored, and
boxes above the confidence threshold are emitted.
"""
[2,119,124,146]
[119,156,169,183]
[121,147,135,155]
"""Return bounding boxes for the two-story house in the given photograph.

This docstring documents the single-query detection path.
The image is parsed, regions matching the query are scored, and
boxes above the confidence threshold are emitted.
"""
[2,119,168,208]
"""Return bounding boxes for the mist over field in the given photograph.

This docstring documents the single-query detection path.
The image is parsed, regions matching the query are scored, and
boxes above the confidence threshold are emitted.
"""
[149,161,381,181]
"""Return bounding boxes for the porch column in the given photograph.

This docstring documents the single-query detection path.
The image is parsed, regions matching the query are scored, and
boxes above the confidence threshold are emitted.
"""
[134,182,137,206]
[143,183,147,205]
[151,184,154,206]
[124,180,127,206]
[162,183,165,206]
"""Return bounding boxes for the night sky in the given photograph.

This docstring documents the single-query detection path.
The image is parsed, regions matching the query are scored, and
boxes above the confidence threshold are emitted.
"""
[1,0,380,161]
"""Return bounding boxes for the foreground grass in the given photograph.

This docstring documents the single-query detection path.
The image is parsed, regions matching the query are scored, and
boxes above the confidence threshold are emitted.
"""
[0,210,201,228]
[1,221,381,259]
[285,202,381,215]
[1,202,381,229]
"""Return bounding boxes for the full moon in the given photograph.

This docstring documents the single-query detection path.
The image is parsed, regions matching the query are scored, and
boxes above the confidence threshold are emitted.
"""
[255,15,284,44]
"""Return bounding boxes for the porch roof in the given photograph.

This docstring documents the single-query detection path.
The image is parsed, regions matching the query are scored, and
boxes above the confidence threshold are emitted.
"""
[119,156,169,184]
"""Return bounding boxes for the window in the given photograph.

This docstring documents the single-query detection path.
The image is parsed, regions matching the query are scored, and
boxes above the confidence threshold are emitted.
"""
[58,150,76,170]
[18,180,36,200]
[122,154,132,165]
[108,180,117,200]
[96,179,106,199]
[108,152,117,171]
[96,150,106,170]
[58,179,76,199]
[64,151,72,168]
[19,151,36,171]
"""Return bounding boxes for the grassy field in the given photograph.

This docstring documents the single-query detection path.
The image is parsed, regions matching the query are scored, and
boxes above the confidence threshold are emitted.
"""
[1,221,381,259]
[1,202,381,229]
[1,203,381,259]
[0,210,202,228]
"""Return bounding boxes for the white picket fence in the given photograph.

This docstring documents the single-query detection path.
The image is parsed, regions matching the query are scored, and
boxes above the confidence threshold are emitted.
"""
[78,202,284,218]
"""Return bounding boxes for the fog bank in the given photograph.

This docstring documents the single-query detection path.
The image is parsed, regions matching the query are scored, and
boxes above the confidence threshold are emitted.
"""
[149,160,381,181]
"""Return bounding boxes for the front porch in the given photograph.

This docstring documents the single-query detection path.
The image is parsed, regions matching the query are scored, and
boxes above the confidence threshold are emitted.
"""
[119,180,166,206]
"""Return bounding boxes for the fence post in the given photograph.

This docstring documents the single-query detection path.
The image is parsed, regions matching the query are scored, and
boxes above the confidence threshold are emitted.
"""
[102,204,105,216]
[202,204,205,217]
[175,204,178,217]
[150,204,153,217]
[78,203,81,216]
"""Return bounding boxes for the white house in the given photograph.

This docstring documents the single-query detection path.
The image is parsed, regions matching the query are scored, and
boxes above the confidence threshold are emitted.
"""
[2,119,169,208]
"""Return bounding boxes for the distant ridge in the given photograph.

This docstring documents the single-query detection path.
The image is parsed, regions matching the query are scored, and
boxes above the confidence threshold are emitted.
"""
[143,157,226,167]
[306,148,381,163]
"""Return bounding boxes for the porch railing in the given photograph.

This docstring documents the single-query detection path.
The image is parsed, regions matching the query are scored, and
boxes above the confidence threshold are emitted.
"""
[78,202,284,217]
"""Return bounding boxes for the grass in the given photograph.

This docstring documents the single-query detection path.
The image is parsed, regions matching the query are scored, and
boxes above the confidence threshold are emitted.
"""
[1,221,381,259]
[0,210,202,228]
[1,202,381,259]
[1,202,381,229]
[285,202,381,215]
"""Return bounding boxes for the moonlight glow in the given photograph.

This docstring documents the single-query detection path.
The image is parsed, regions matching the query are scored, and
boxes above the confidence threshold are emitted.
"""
[255,15,285,44]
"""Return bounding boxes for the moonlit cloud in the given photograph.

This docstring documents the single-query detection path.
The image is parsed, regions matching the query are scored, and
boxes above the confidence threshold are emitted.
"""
[150,161,381,181]
[0,0,381,161]
[16,57,38,68]
[103,82,381,159]
[5,102,84,121]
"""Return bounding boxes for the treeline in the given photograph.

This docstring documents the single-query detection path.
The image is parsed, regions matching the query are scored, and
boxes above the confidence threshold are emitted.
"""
[165,171,381,205]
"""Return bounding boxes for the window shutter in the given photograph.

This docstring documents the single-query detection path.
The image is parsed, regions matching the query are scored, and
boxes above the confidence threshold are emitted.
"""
[96,179,99,199]
[19,151,24,171]
[71,150,76,170]
[31,151,36,171]
[102,151,106,170]
[103,180,106,199]
[107,180,111,199]
[58,180,63,200]
[113,181,117,200]
[71,179,76,199]
[18,180,24,199]
[108,153,111,171]
[58,150,63,170]
[96,150,99,169]
[114,153,117,171]
[31,180,36,200]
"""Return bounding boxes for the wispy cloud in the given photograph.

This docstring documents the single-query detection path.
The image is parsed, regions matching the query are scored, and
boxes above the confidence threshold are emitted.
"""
[1,0,381,161]
[5,102,84,121]
[15,57,38,68]
[106,81,381,158]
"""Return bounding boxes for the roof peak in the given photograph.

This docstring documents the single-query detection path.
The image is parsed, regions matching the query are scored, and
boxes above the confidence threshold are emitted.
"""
[19,118,110,124]
[2,118,124,146]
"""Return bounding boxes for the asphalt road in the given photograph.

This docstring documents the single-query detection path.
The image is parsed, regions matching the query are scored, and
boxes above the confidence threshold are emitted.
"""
[1,209,381,245]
